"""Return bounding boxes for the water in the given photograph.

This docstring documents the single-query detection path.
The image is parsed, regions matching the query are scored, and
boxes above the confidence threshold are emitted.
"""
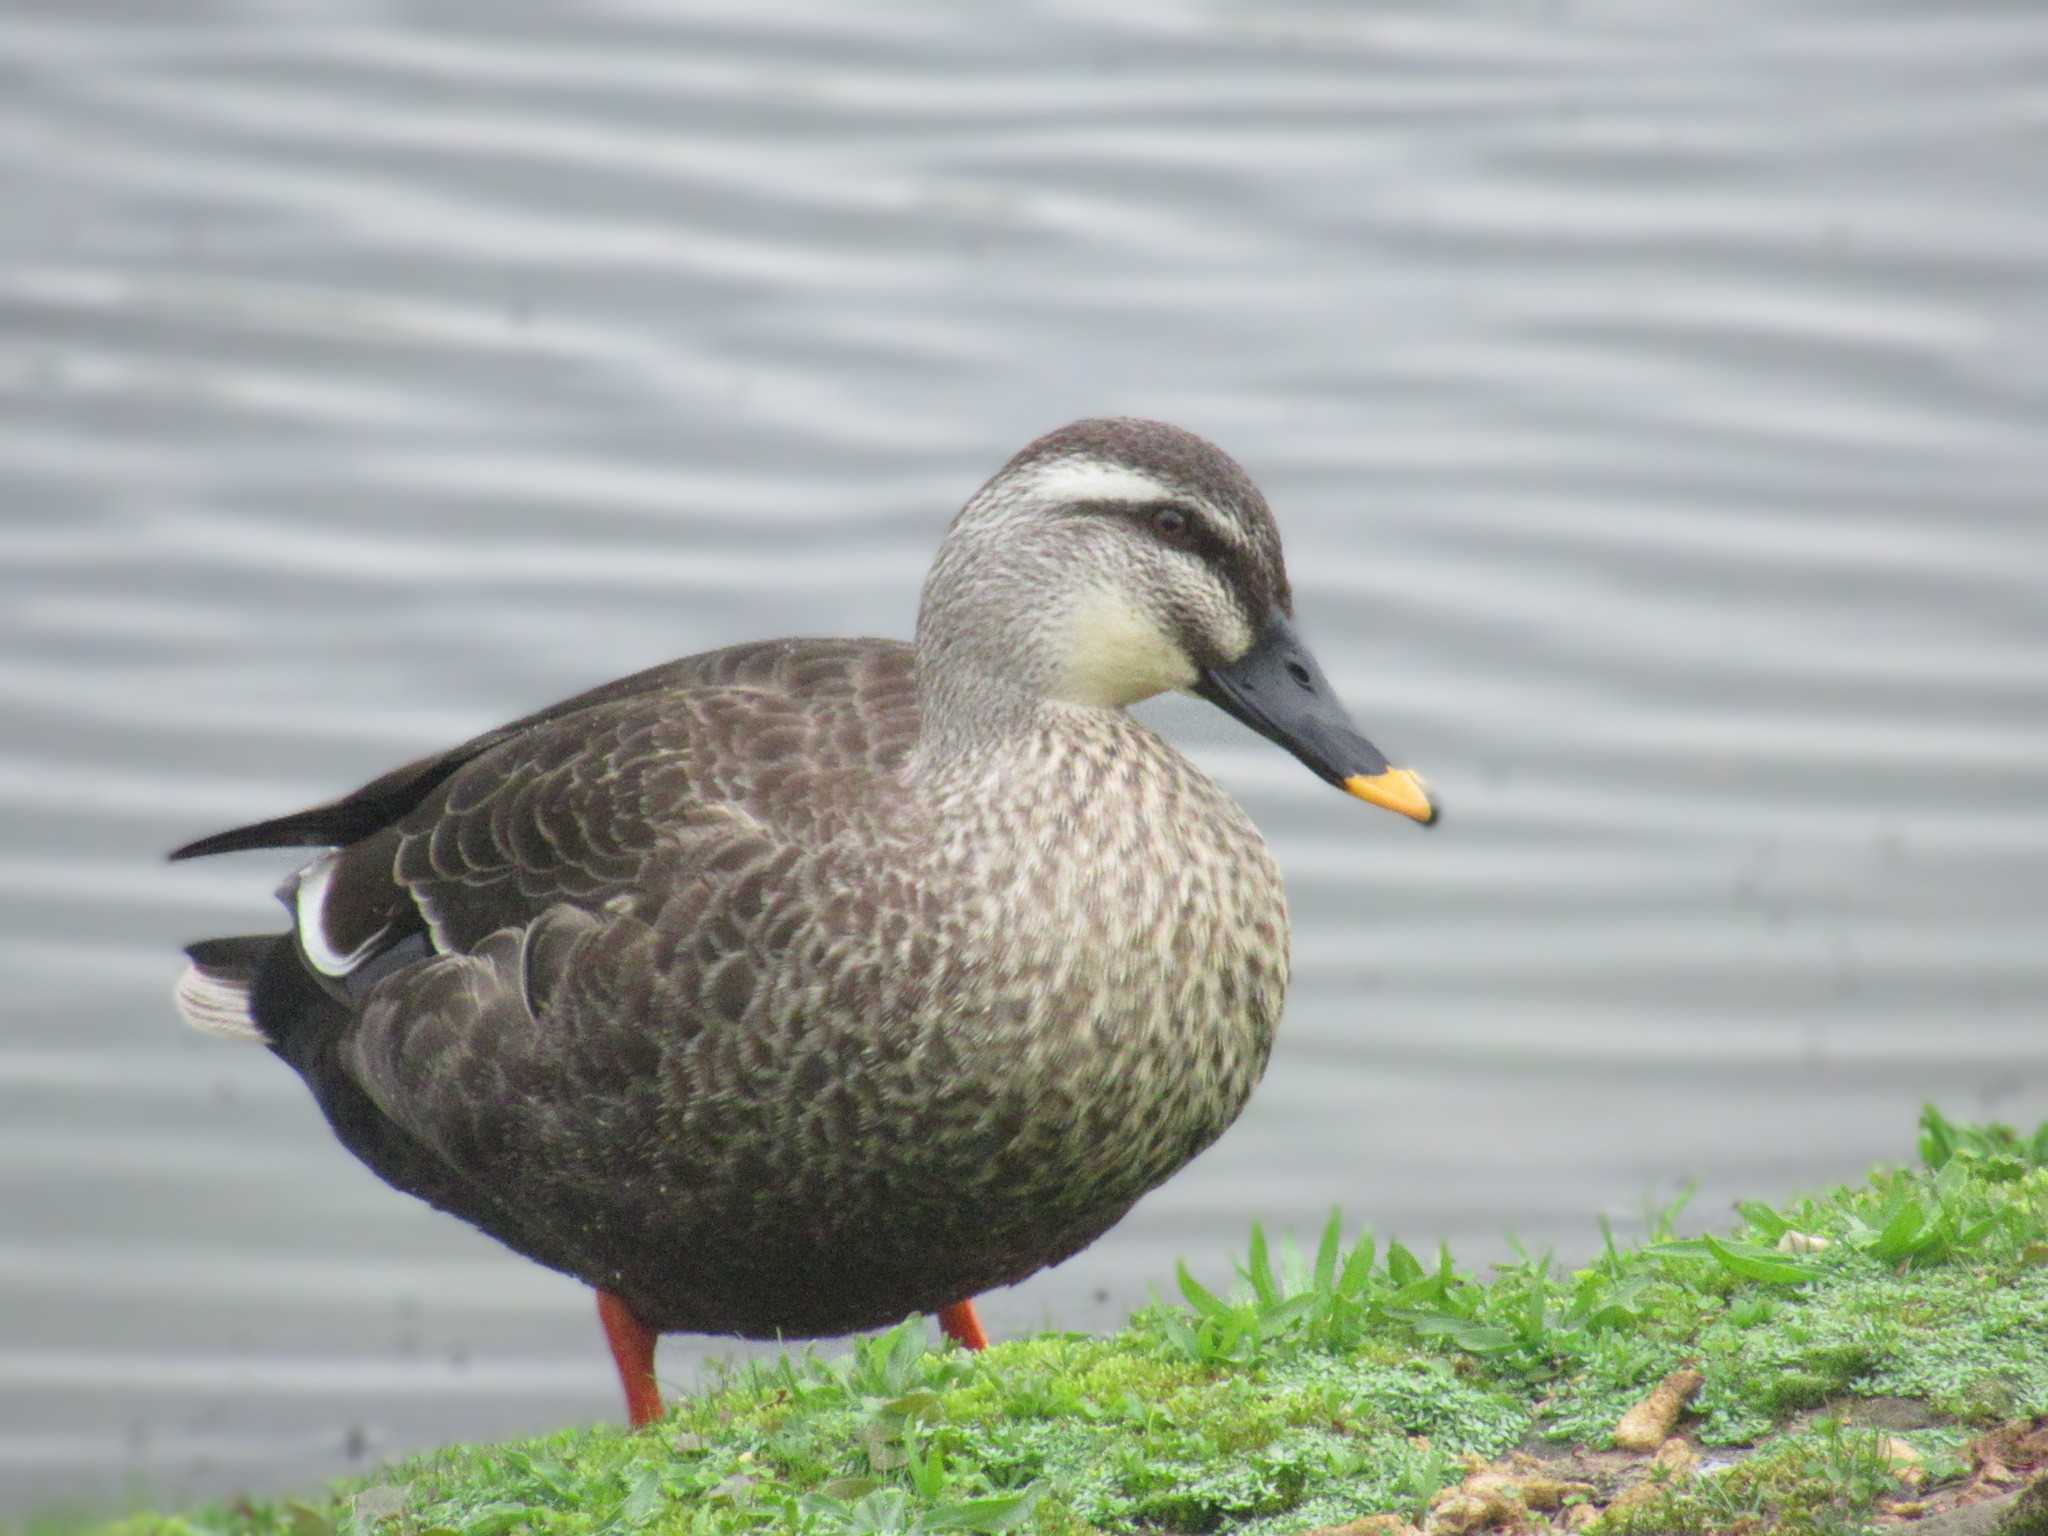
[3,0,2046,1516]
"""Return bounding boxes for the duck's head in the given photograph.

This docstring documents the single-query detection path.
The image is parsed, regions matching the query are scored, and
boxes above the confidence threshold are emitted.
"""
[917,417,1435,825]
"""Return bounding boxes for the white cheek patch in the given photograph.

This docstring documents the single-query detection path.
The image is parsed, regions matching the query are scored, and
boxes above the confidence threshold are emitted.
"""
[1211,603,1257,668]
[1054,588,1199,707]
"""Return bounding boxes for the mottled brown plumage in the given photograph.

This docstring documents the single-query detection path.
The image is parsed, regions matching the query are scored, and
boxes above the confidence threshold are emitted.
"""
[173,418,1431,1414]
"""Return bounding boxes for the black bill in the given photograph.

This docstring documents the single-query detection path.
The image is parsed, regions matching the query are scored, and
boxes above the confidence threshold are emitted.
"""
[1193,614,1436,825]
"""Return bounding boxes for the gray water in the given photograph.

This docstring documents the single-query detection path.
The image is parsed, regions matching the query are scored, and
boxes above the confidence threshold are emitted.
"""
[4,0,2047,1518]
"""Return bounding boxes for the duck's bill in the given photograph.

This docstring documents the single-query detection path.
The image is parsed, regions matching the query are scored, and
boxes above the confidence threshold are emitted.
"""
[1193,614,1437,827]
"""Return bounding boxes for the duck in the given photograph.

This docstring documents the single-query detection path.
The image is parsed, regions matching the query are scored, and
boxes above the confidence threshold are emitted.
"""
[171,417,1435,1428]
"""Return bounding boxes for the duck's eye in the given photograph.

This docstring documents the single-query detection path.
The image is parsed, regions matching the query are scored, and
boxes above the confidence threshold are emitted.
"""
[1151,506,1191,540]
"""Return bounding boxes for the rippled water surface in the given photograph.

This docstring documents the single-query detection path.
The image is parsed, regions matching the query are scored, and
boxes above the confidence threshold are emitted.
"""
[4,0,2047,1515]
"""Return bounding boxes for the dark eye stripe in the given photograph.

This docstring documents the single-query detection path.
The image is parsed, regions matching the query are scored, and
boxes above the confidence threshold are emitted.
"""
[1064,499,1265,642]
[1133,500,1231,567]
[1067,498,1229,563]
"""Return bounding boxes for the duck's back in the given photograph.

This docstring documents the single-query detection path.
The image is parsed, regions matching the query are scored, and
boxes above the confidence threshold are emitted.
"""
[374,636,924,955]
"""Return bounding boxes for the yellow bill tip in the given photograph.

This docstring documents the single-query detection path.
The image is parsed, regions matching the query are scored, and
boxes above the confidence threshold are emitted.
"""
[1343,767,1437,825]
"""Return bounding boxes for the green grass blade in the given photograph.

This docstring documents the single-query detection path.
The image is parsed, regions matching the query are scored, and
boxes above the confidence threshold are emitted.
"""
[1337,1232,1378,1298]
[1386,1240,1424,1287]
[1245,1222,1280,1308]
[1314,1209,1342,1297]
[1176,1260,1229,1319]
[1704,1234,1821,1285]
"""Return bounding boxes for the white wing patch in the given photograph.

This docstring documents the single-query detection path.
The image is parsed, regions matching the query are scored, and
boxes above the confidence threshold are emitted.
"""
[294,851,394,978]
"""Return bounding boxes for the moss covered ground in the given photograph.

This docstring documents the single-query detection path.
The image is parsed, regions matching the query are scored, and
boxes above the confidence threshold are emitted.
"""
[36,1107,2048,1536]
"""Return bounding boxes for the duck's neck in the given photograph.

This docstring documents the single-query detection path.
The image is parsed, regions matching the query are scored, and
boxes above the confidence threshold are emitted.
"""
[911,646,1063,771]
[909,512,1075,770]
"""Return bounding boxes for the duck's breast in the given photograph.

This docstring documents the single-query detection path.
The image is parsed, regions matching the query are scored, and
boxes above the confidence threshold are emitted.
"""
[897,709,1291,1235]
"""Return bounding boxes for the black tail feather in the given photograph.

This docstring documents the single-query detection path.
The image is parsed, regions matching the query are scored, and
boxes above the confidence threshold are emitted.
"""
[172,809,360,861]
[167,738,492,861]
[184,934,278,973]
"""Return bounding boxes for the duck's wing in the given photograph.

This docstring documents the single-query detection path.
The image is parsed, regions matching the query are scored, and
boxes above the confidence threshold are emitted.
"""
[170,638,917,1304]
[174,637,919,1015]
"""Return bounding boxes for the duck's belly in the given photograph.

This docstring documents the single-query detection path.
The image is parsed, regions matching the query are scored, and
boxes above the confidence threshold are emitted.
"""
[575,992,1276,1338]
[489,941,1286,1336]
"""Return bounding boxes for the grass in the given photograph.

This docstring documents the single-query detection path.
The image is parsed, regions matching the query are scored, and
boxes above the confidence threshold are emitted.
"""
[36,1106,2048,1536]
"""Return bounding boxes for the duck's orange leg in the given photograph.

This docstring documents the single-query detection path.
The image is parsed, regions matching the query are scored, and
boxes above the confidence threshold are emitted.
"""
[937,1298,989,1351]
[596,1290,663,1427]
